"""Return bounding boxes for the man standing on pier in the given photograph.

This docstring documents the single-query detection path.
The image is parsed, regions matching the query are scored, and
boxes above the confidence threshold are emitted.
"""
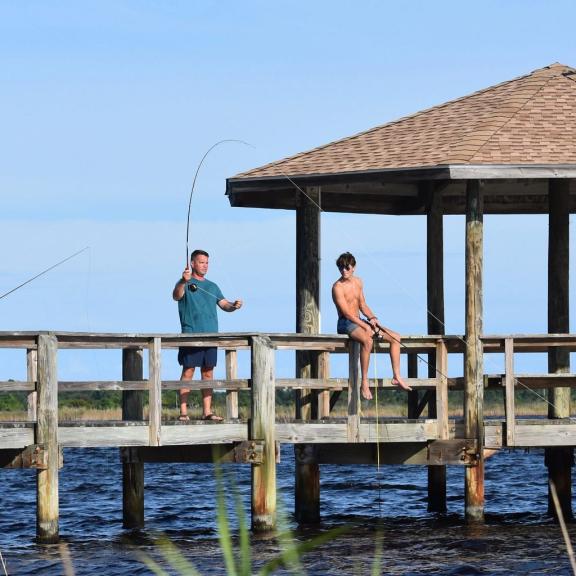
[332,251,411,400]
[173,249,242,421]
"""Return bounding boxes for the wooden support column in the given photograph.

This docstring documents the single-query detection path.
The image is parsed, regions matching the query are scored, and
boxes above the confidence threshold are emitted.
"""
[426,183,447,512]
[122,347,144,529]
[251,335,276,532]
[347,341,361,443]
[36,334,59,543]
[464,179,485,523]
[295,186,321,523]
[546,178,572,520]
[407,354,419,419]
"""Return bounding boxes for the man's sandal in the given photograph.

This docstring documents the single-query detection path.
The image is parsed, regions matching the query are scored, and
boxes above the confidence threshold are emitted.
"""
[178,415,190,422]
[202,413,223,422]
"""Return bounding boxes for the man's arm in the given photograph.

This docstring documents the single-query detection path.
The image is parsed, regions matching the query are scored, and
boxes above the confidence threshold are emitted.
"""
[357,280,378,326]
[218,299,243,312]
[172,267,192,301]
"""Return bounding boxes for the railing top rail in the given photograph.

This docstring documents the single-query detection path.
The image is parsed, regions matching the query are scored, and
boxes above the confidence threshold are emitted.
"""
[1,332,576,352]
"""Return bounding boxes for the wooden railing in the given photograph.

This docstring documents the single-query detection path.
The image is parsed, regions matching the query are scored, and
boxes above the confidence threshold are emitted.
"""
[1,332,576,451]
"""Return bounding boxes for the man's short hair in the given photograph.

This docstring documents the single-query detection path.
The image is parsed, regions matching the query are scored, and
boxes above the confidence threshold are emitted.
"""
[191,249,209,261]
[336,252,356,269]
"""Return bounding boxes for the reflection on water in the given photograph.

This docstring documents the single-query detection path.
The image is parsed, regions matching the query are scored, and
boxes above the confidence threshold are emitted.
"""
[1,447,575,574]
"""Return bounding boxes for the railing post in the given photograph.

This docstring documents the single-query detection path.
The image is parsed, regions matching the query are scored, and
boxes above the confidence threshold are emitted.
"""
[504,338,515,447]
[435,339,449,440]
[148,337,162,447]
[122,347,144,528]
[226,349,239,419]
[250,335,276,532]
[36,333,59,543]
[347,340,361,442]
[318,351,330,419]
[27,348,38,421]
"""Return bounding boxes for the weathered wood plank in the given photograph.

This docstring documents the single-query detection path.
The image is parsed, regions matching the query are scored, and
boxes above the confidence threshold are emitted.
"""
[0,427,34,448]
[465,179,485,522]
[504,338,515,446]
[59,426,149,447]
[161,423,248,445]
[226,350,239,419]
[436,340,449,440]
[27,348,38,421]
[36,334,59,542]
[250,335,276,532]
[0,381,35,391]
[347,341,361,442]
[148,337,162,447]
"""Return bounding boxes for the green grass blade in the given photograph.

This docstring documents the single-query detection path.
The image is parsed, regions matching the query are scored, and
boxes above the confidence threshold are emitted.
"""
[259,525,350,575]
[371,532,383,576]
[137,553,172,576]
[155,536,202,576]
[232,481,252,576]
[215,462,238,576]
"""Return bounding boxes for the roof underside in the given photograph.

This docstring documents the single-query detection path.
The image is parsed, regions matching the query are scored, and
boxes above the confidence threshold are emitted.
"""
[227,63,576,215]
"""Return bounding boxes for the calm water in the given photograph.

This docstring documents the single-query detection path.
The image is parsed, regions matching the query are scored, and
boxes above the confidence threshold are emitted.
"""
[1,446,575,574]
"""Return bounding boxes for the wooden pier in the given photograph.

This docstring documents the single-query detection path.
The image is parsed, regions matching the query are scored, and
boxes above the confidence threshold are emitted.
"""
[2,330,576,542]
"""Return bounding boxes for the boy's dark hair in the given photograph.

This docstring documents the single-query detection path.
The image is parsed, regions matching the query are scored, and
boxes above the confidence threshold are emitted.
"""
[191,249,209,260]
[336,252,356,269]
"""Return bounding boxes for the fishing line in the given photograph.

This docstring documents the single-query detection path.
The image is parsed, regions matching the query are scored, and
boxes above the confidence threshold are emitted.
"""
[0,247,90,301]
[185,139,254,265]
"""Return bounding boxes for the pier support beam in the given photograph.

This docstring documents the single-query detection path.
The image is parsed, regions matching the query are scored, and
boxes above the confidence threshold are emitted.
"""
[36,334,59,543]
[251,335,276,532]
[546,178,572,520]
[122,348,145,529]
[464,180,485,523]
[295,186,321,524]
[426,183,447,513]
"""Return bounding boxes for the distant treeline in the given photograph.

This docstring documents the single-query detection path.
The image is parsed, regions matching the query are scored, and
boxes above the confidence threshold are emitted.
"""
[0,388,570,411]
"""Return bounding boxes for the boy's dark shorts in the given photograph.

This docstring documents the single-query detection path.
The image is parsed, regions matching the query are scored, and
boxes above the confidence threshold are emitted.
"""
[178,346,217,368]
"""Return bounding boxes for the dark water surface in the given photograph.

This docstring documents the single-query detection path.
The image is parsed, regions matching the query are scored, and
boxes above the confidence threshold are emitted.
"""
[1,447,575,574]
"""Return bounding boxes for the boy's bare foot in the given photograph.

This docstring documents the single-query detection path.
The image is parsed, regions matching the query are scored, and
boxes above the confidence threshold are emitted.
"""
[361,382,373,400]
[392,377,412,391]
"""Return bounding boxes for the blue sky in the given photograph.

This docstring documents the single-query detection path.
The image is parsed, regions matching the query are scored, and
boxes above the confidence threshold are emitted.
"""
[1,1,575,380]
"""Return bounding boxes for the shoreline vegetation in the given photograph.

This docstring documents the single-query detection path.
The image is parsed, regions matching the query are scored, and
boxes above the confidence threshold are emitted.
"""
[0,388,562,421]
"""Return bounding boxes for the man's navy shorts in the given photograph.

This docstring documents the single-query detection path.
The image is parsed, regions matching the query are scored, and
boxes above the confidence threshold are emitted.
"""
[178,346,217,368]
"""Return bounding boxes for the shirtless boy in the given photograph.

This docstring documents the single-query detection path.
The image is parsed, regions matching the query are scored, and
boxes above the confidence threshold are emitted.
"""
[331,251,411,399]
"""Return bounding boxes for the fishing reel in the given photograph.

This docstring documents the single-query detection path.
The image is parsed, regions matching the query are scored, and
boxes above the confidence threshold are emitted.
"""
[188,283,198,292]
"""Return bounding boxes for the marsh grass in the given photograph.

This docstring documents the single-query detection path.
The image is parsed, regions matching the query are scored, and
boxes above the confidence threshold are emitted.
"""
[139,458,350,575]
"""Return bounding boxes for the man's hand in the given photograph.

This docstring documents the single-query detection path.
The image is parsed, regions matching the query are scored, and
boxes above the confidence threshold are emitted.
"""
[231,300,242,310]
[182,266,192,282]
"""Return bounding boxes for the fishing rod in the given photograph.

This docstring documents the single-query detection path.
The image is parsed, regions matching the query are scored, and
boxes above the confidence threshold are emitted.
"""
[0,247,90,301]
[185,139,254,266]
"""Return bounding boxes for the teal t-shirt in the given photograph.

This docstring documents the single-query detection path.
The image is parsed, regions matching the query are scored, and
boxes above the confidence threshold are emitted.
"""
[177,278,225,333]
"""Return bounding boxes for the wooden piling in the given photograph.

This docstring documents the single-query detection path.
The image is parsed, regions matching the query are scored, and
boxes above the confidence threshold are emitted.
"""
[546,178,572,520]
[427,183,447,512]
[36,334,59,543]
[464,179,484,523]
[122,347,144,529]
[250,335,276,532]
[295,186,321,523]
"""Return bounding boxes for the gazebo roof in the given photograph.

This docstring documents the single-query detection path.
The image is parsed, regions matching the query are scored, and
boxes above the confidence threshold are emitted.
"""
[227,63,576,215]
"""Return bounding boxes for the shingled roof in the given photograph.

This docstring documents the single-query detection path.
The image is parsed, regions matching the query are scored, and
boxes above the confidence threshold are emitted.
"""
[240,63,576,177]
[227,63,576,215]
